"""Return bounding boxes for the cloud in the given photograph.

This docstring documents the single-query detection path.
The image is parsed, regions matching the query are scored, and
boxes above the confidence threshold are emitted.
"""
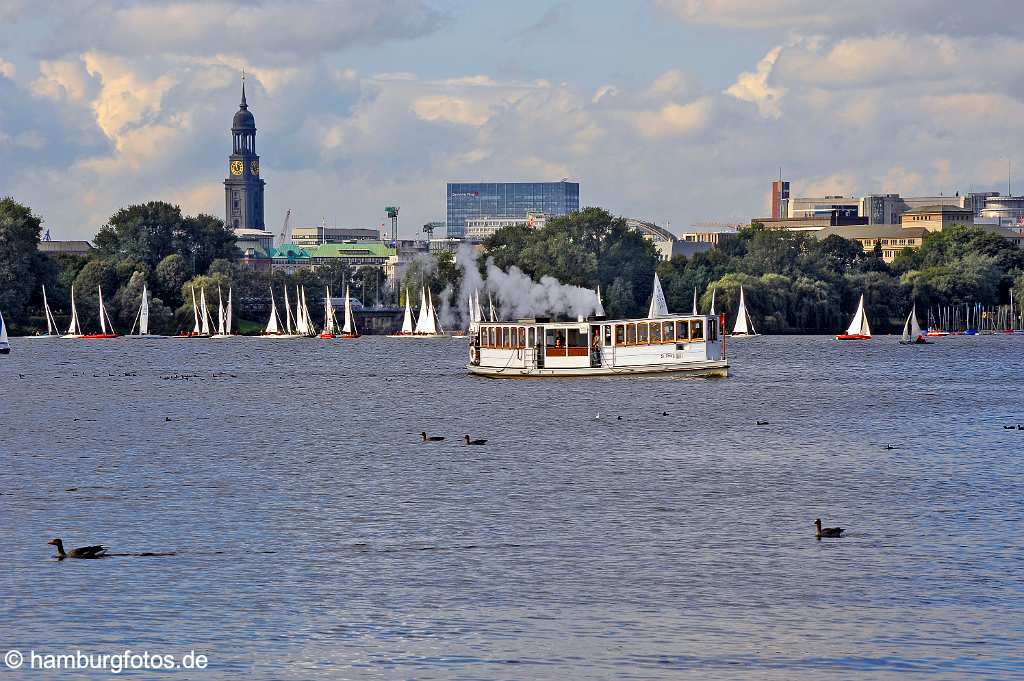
[48,0,445,62]
[31,59,96,102]
[628,97,713,138]
[0,59,15,79]
[655,0,1022,36]
[726,46,784,118]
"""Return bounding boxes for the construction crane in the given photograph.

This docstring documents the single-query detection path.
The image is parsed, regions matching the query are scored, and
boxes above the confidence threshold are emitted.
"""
[385,206,399,244]
[277,209,291,247]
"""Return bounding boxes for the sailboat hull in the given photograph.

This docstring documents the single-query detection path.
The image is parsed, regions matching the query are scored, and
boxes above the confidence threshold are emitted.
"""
[835,334,871,340]
[0,346,9,354]
[126,334,164,339]
[81,333,118,339]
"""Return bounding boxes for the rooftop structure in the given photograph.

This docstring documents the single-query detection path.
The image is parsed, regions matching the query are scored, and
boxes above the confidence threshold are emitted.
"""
[290,226,381,246]
[37,240,94,257]
[465,213,548,240]
[901,205,974,232]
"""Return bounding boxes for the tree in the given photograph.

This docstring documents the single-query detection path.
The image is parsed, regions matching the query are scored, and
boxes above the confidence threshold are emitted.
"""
[155,254,191,309]
[0,197,45,326]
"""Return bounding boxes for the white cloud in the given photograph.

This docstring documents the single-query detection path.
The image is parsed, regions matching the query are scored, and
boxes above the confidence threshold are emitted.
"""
[31,59,95,102]
[628,97,713,138]
[0,59,15,79]
[726,46,784,118]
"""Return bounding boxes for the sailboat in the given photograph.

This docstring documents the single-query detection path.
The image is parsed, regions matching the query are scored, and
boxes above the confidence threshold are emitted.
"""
[709,287,716,316]
[836,294,871,340]
[319,286,339,338]
[127,284,161,338]
[339,285,360,339]
[177,286,209,337]
[648,274,669,318]
[211,286,233,338]
[899,304,930,345]
[64,285,83,338]
[401,286,444,337]
[388,287,416,337]
[82,285,118,339]
[730,286,758,337]
[0,308,10,354]
[691,286,698,316]
[488,292,497,322]
[298,286,316,337]
[26,285,61,338]
[262,287,301,338]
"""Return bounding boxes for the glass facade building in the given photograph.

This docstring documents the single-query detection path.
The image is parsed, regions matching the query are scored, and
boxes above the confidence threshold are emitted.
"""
[446,181,580,238]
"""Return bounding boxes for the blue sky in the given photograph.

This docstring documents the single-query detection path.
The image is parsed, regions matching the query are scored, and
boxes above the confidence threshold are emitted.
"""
[1,0,1021,240]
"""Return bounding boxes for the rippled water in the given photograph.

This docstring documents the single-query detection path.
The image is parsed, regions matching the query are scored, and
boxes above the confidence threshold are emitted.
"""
[2,335,1023,679]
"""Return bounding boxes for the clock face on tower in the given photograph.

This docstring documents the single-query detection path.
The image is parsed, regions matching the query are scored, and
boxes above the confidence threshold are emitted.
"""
[250,160,259,176]
[230,160,244,176]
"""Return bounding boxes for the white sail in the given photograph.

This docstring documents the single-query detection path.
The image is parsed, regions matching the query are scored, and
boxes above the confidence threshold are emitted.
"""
[846,294,871,337]
[66,285,82,336]
[97,285,115,335]
[322,286,337,335]
[414,286,429,334]
[647,274,669,318]
[191,287,201,334]
[423,289,439,334]
[216,287,226,336]
[42,285,56,335]
[908,304,922,339]
[710,287,716,315]
[265,289,281,334]
[691,287,698,316]
[595,285,606,317]
[295,286,309,335]
[0,308,9,350]
[342,285,357,335]
[139,285,150,335]
[474,290,483,324]
[732,286,756,335]
[488,293,497,322]
[200,288,212,335]
[226,288,233,335]
[401,287,414,333]
[284,286,295,335]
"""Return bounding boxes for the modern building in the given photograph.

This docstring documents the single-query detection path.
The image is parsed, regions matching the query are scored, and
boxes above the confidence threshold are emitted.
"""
[981,195,1024,225]
[465,212,548,240]
[446,181,579,238]
[224,80,266,231]
[816,225,929,262]
[770,179,790,219]
[754,215,868,232]
[290,226,381,246]
[679,230,738,245]
[901,205,974,232]
[782,195,860,220]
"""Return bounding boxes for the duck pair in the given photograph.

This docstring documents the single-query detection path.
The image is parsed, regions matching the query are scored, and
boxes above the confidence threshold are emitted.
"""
[420,432,487,445]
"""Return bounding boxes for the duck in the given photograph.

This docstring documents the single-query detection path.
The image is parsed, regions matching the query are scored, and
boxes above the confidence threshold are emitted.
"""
[661,411,669,416]
[464,435,487,445]
[884,444,898,450]
[756,420,769,426]
[48,538,108,559]
[420,432,444,442]
[815,518,844,539]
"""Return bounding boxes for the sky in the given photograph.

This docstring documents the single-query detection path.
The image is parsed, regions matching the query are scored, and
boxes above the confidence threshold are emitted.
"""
[1,0,1023,240]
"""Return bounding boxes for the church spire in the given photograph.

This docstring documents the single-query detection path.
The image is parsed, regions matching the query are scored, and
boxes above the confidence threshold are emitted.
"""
[240,70,248,109]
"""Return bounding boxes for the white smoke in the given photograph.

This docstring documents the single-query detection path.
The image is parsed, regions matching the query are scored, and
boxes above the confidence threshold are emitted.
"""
[451,243,600,327]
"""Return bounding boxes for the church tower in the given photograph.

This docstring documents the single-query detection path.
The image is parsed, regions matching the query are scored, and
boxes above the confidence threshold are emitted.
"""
[224,78,266,230]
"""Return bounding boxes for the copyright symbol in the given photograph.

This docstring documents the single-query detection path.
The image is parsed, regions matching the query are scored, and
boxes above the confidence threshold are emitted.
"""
[5,649,23,669]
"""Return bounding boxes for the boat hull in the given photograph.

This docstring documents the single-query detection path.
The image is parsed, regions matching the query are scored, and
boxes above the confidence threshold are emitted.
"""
[468,358,729,379]
[0,347,9,355]
[81,334,118,339]
[386,333,448,339]
[836,334,871,340]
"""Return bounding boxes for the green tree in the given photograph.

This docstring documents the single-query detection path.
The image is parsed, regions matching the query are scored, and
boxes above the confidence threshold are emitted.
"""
[155,253,191,309]
[0,197,45,326]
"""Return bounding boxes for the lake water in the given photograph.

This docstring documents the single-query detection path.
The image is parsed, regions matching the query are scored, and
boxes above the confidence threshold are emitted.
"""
[2,335,1023,679]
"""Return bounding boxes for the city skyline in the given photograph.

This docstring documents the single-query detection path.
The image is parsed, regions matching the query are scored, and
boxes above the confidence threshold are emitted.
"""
[2,0,1023,240]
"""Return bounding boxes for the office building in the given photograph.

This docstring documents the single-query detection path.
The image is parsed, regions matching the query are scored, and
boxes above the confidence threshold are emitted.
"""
[901,205,974,232]
[465,213,548,240]
[981,195,1024,225]
[290,226,381,246]
[816,225,929,263]
[782,196,860,219]
[770,180,790,219]
[446,181,579,238]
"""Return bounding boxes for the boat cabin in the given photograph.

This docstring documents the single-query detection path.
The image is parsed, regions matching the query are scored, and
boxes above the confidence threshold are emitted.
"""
[469,313,726,377]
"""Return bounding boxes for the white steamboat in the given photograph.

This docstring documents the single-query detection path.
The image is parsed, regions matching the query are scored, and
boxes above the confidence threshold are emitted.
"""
[468,275,728,378]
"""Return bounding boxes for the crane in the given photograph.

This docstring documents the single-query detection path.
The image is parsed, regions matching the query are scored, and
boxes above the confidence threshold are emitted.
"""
[278,209,291,247]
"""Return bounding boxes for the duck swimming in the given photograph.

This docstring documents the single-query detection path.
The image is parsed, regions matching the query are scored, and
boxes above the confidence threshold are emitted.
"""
[815,519,844,539]
[420,432,444,442]
[464,435,487,445]
[48,538,108,559]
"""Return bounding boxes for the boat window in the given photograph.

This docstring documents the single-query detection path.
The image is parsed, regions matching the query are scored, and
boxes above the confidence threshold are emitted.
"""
[566,328,587,347]
[490,327,497,347]
[626,323,636,345]
[663,321,675,342]
[615,324,625,345]
[603,325,612,347]
[503,327,511,348]
[690,319,704,341]
[637,323,648,344]
[676,320,688,341]
[547,328,566,348]
[708,320,718,342]
[650,322,662,343]
[528,328,536,346]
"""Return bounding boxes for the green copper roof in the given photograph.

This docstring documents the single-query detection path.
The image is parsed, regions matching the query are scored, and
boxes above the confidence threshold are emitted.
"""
[271,243,310,259]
